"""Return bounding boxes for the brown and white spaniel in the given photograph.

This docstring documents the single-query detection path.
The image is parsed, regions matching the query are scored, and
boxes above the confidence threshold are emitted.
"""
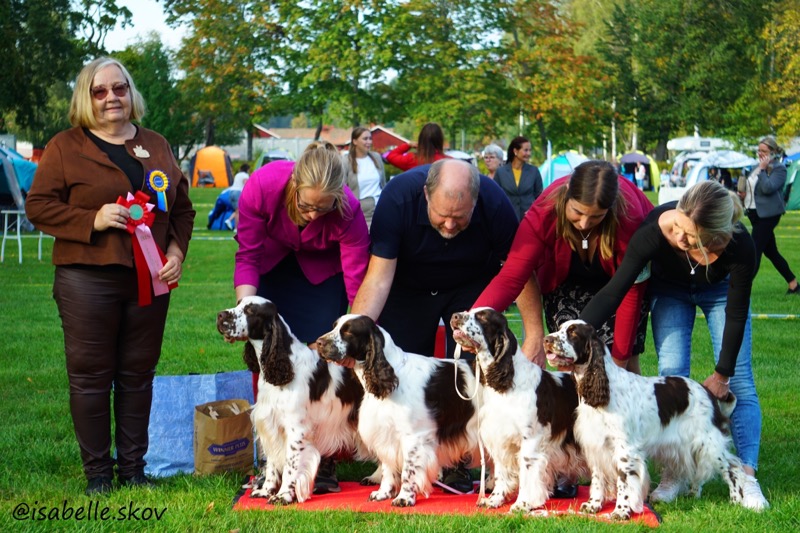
[450,308,588,513]
[544,319,768,519]
[316,314,479,507]
[216,296,364,504]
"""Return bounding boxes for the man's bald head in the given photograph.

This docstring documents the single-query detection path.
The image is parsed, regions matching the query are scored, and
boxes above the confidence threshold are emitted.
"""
[424,159,480,239]
[425,159,480,203]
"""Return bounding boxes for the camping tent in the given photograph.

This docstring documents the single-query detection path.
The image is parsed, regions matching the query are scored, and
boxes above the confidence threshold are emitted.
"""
[0,145,37,211]
[783,159,800,210]
[658,150,757,205]
[189,146,233,187]
[539,152,588,187]
[619,151,660,190]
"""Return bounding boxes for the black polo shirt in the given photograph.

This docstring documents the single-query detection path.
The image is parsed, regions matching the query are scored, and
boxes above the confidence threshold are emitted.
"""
[370,164,519,292]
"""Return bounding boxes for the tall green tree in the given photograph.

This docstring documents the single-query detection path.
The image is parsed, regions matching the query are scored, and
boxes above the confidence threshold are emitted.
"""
[385,0,512,148]
[767,0,800,139]
[495,0,608,157]
[598,0,769,157]
[1,0,132,145]
[270,0,400,134]
[1,0,80,141]
[115,34,203,161]
[165,0,281,149]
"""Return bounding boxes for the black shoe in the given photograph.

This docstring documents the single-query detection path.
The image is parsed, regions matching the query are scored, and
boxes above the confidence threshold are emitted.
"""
[85,476,113,496]
[118,471,155,488]
[787,286,800,295]
[440,464,474,494]
[552,481,578,499]
[313,457,341,494]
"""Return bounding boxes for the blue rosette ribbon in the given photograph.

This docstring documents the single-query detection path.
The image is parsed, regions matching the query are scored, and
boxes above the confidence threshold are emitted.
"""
[147,170,170,212]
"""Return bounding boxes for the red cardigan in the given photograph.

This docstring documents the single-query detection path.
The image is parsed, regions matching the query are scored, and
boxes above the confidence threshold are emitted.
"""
[474,175,654,360]
[384,142,447,171]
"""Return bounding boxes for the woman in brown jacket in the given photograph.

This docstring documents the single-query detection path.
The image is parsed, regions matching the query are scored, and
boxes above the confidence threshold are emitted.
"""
[26,57,195,495]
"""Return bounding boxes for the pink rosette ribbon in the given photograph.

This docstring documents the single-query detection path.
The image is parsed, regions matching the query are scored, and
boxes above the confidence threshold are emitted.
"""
[116,191,177,306]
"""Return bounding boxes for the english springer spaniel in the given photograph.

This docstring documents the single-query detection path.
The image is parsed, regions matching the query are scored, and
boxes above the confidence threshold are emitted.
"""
[316,314,479,507]
[450,308,588,512]
[544,319,768,519]
[216,296,364,504]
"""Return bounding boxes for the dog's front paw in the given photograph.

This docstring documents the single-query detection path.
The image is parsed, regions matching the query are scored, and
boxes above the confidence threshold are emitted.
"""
[480,493,507,509]
[251,485,278,499]
[391,491,417,507]
[510,500,534,513]
[610,504,632,521]
[270,491,296,505]
[369,489,393,501]
[580,499,602,514]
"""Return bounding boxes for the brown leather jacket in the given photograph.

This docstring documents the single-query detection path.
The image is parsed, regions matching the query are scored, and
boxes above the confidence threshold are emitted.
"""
[26,126,195,267]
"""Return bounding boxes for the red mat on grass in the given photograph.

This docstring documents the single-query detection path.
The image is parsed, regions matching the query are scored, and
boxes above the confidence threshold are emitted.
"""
[233,479,661,527]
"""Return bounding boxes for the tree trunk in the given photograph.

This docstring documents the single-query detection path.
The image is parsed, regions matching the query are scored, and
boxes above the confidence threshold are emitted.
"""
[246,126,253,161]
[205,118,215,146]
[314,118,323,140]
[536,117,547,160]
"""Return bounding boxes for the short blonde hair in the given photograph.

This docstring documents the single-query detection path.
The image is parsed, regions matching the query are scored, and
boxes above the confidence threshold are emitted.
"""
[284,143,351,225]
[69,57,146,128]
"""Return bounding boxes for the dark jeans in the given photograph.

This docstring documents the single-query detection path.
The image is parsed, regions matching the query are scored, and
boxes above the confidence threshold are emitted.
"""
[378,279,488,359]
[54,266,169,479]
[747,210,796,283]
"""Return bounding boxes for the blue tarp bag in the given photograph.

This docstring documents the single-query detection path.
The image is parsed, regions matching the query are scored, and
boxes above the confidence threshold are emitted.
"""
[144,370,255,477]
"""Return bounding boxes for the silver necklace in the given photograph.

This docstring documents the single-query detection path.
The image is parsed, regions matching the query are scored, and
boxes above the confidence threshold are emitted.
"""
[577,229,592,250]
[684,249,701,275]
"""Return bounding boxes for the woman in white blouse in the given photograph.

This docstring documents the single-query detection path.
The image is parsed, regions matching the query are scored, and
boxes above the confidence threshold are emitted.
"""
[344,127,387,228]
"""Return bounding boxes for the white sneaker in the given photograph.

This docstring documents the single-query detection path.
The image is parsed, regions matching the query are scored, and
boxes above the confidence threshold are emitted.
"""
[224,219,234,231]
[741,475,769,511]
[650,475,686,503]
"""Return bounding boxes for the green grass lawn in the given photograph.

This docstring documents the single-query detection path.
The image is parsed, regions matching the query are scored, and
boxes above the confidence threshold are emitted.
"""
[1,187,799,531]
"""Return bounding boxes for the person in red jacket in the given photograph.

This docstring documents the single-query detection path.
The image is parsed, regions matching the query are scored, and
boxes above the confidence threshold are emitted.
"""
[385,122,448,171]
[473,160,654,373]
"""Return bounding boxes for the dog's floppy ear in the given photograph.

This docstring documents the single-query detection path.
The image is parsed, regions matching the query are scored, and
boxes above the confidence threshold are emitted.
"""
[481,310,516,393]
[362,321,398,398]
[261,306,295,386]
[579,332,610,407]
[242,342,261,374]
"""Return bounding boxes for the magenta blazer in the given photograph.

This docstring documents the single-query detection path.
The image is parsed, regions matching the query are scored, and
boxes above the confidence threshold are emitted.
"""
[234,160,369,304]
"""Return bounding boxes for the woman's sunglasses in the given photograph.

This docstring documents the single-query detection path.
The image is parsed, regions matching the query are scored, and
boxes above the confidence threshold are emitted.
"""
[90,82,130,100]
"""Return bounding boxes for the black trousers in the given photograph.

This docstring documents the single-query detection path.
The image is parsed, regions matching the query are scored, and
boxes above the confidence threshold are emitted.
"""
[378,279,488,360]
[747,210,796,283]
[53,266,169,479]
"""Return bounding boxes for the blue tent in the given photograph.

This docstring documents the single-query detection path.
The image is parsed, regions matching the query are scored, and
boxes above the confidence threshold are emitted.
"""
[538,152,588,187]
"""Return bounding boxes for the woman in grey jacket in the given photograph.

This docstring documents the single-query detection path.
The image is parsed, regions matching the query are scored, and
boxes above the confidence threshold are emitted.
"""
[493,136,543,220]
[343,127,386,227]
[738,135,799,294]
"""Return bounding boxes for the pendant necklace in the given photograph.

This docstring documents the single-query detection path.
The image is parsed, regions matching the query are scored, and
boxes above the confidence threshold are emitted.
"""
[578,229,592,250]
[684,249,701,275]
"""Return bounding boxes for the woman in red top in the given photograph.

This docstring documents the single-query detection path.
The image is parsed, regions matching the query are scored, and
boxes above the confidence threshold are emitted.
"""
[385,122,448,171]
[473,160,653,372]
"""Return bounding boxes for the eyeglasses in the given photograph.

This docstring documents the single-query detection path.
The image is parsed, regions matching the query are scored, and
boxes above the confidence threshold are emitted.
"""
[296,191,337,213]
[90,82,130,100]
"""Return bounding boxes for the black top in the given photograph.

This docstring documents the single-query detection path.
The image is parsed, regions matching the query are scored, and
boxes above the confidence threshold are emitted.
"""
[85,127,144,191]
[580,202,756,376]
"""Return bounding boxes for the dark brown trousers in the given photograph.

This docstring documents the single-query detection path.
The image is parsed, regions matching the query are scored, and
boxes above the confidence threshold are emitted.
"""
[53,266,169,479]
